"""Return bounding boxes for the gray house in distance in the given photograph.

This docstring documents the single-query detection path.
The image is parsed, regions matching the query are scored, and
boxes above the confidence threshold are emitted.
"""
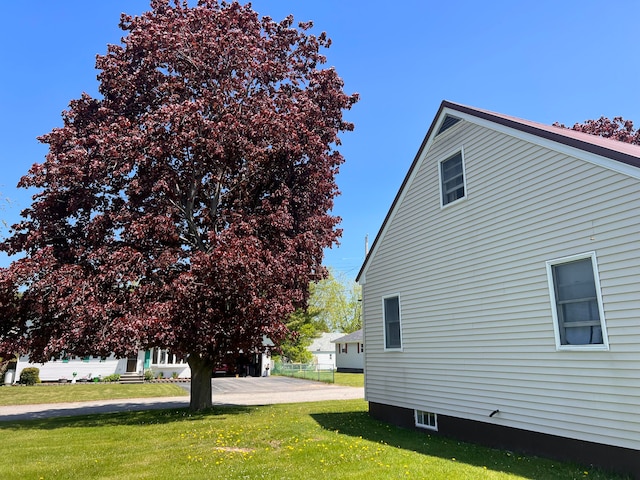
[356,101,640,477]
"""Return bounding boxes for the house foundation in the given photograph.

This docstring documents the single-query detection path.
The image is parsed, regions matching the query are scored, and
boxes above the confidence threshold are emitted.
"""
[369,402,640,479]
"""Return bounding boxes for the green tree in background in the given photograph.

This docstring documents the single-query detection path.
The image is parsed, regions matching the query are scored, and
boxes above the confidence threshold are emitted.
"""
[278,270,361,362]
[309,269,361,333]
[278,309,321,363]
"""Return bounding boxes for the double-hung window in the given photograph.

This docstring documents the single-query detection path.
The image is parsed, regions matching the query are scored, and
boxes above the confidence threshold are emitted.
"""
[440,151,466,206]
[546,252,608,349]
[383,295,402,350]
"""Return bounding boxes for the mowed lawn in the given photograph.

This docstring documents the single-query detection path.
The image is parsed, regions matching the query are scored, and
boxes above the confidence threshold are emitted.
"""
[0,385,628,480]
[0,382,188,406]
[0,373,360,407]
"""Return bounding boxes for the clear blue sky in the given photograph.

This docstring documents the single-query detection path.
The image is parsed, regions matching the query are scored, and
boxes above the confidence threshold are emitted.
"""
[1,1,639,279]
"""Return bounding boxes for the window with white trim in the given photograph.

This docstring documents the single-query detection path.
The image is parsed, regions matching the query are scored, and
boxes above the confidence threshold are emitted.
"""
[383,295,402,349]
[440,151,466,206]
[415,410,438,430]
[152,348,186,365]
[546,252,608,349]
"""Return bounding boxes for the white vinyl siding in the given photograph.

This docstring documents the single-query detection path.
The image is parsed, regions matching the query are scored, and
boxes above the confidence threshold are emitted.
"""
[16,354,124,382]
[361,119,640,451]
[335,342,365,371]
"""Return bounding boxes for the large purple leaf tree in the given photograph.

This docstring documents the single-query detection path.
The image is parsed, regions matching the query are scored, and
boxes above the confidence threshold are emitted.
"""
[0,0,357,410]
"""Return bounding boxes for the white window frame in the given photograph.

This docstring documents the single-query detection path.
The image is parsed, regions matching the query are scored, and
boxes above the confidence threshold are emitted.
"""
[152,348,186,365]
[438,147,467,208]
[545,252,609,351]
[415,410,438,431]
[382,294,403,351]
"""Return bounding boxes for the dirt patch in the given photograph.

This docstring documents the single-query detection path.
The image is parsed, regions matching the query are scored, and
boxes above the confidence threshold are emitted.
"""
[214,447,254,453]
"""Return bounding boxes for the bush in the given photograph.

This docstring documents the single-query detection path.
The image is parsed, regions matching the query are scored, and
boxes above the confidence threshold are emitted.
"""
[102,373,120,382]
[144,369,154,381]
[19,367,40,385]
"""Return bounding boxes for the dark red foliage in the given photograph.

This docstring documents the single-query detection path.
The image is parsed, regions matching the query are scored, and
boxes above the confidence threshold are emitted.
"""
[554,116,640,145]
[0,0,357,399]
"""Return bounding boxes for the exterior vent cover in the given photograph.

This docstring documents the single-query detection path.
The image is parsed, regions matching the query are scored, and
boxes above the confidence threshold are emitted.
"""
[437,115,461,135]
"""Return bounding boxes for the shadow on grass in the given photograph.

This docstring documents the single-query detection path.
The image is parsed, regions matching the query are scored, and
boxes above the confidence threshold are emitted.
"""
[310,410,628,480]
[0,404,256,431]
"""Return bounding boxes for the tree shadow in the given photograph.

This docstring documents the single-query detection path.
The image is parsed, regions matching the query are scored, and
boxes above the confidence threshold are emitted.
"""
[0,404,255,431]
[310,410,629,480]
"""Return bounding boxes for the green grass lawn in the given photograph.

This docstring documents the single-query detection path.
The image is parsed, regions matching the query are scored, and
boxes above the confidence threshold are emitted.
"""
[0,399,627,479]
[273,370,365,386]
[334,372,364,387]
[0,383,187,406]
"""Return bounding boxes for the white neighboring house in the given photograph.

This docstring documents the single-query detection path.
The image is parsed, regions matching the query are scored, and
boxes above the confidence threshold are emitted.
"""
[357,101,640,477]
[332,329,364,372]
[13,348,190,382]
[307,332,343,370]
[11,345,272,383]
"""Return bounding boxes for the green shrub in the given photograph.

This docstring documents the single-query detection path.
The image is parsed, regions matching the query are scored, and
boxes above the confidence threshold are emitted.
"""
[19,367,40,385]
[144,369,154,381]
[102,373,120,382]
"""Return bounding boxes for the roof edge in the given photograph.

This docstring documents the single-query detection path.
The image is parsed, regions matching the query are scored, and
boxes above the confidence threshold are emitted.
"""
[355,101,447,282]
[356,100,640,283]
[443,101,640,169]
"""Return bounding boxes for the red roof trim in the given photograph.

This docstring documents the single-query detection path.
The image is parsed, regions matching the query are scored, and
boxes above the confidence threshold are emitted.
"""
[444,101,640,169]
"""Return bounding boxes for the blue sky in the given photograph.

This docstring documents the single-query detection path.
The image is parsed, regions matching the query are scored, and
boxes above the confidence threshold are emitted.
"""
[1,1,639,279]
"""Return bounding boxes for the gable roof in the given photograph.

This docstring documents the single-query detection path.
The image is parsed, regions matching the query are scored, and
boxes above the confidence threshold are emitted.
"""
[308,332,344,352]
[448,102,640,168]
[331,329,363,344]
[356,100,640,283]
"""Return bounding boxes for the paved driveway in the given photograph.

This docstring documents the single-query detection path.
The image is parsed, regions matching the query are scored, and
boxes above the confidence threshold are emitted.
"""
[0,377,363,422]
[209,376,363,405]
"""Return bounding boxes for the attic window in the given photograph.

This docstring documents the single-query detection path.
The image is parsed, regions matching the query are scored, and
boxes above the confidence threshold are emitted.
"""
[440,151,466,206]
[436,115,461,136]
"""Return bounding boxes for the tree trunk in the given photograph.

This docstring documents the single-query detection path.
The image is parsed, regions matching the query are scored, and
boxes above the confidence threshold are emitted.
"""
[188,353,214,411]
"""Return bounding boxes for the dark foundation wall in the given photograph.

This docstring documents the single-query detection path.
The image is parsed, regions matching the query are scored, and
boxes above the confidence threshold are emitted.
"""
[336,368,364,373]
[369,402,640,479]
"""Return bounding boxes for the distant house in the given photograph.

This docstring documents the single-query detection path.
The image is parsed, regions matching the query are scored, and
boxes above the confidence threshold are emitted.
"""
[357,101,640,477]
[332,329,364,373]
[307,332,343,370]
[12,344,272,382]
[13,349,190,382]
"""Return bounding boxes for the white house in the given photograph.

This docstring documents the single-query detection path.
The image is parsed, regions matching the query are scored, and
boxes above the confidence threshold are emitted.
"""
[332,329,364,372]
[12,349,190,382]
[307,332,343,370]
[12,345,272,383]
[357,101,640,477]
